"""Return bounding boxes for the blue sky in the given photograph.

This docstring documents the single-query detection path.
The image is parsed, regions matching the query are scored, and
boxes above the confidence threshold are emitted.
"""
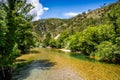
[39,0,117,19]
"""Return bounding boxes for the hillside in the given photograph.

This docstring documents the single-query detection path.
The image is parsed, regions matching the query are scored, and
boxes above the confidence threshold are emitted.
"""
[33,18,68,39]
[34,1,120,39]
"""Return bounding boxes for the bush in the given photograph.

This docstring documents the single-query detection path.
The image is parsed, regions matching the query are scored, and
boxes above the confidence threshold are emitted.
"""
[115,37,120,46]
[42,33,51,47]
[68,33,81,52]
[68,24,115,54]
[69,27,98,54]
[49,38,57,48]
[54,31,69,48]
[94,41,120,62]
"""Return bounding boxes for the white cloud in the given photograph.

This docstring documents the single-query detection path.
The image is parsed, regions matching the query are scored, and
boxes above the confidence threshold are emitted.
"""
[64,12,79,17]
[0,0,48,20]
[43,7,49,11]
[27,0,49,21]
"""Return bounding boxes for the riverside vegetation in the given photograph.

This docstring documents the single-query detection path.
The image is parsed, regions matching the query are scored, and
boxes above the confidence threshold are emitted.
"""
[0,0,120,80]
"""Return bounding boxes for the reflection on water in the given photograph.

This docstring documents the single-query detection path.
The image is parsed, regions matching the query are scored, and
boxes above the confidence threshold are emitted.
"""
[13,48,120,80]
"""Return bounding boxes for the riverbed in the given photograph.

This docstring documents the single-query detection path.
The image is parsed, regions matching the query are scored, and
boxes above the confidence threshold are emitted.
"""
[12,48,120,80]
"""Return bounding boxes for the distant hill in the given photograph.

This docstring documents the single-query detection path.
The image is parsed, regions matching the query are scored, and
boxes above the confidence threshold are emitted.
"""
[33,1,120,40]
[33,18,67,40]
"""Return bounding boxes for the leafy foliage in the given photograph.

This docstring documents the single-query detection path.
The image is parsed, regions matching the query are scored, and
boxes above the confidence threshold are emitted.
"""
[0,0,36,67]
[42,32,51,47]
[68,24,115,54]
[94,41,120,62]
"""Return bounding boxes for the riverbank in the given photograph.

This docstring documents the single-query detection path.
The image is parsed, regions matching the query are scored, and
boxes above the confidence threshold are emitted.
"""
[59,48,71,52]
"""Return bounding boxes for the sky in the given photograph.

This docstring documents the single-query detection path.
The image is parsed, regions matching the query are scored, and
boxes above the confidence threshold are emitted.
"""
[27,0,117,20]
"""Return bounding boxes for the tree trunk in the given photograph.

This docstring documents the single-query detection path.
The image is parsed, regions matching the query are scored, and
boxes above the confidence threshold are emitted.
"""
[0,67,12,80]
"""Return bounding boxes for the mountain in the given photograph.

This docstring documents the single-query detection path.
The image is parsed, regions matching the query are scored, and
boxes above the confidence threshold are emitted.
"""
[33,18,67,40]
[33,1,120,41]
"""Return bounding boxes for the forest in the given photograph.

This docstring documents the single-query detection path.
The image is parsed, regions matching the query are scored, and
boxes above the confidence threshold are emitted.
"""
[0,0,120,80]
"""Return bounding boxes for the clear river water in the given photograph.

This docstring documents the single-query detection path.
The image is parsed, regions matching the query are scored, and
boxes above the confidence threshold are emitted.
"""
[12,48,120,80]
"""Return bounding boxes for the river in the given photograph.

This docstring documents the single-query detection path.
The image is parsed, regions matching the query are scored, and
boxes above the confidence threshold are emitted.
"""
[12,48,120,80]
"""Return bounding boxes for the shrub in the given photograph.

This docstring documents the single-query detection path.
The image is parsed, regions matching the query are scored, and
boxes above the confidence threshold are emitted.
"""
[49,38,57,48]
[68,24,115,54]
[68,33,81,52]
[94,41,120,62]
[115,37,120,46]
[69,27,98,54]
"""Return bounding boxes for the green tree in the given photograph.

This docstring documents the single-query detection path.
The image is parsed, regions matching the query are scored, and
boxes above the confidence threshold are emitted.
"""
[0,7,8,65]
[49,38,57,48]
[94,41,120,63]
[69,24,115,54]
[68,33,80,52]
[16,18,37,54]
[43,32,51,47]
[0,0,35,79]
[56,30,72,48]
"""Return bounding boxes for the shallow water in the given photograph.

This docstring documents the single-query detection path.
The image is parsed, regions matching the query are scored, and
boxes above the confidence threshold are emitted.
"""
[13,48,120,80]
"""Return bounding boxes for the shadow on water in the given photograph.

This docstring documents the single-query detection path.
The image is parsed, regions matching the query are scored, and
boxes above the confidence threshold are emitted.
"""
[12,59,56,80]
